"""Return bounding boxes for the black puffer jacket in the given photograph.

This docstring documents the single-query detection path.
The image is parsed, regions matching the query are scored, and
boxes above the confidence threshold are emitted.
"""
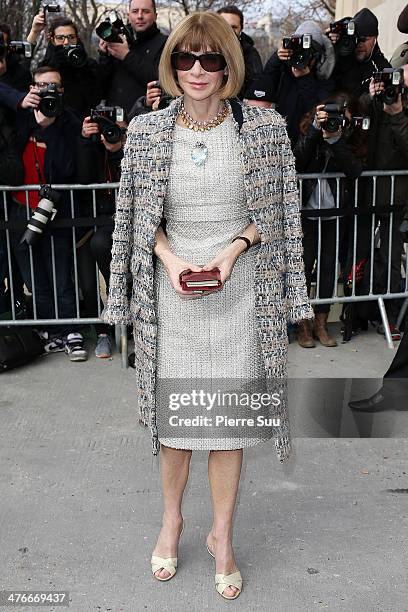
[40,42,103,119]
[98,23,168,115]
[260,52,334,144]
[239,32,263,100]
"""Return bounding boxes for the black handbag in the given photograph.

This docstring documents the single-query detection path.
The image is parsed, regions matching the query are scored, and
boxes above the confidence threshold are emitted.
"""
[0,326,46,372]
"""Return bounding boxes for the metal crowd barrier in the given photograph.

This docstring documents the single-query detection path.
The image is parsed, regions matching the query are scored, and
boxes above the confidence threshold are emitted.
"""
[298,170,408,348]
[0,171,407,369]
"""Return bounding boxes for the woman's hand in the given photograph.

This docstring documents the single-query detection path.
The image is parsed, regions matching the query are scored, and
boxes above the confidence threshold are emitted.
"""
[201,241,246,288]
[161,253,206,299]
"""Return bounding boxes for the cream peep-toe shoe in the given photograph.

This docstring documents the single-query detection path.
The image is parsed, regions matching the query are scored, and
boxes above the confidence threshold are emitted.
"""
[206,540,243,600]
[151,520,184,582]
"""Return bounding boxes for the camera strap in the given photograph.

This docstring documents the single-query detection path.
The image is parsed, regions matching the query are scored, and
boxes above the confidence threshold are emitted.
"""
[31,136,46,185]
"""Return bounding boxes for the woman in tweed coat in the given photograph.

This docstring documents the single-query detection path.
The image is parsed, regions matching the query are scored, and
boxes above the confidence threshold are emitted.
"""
[103,12,313,601]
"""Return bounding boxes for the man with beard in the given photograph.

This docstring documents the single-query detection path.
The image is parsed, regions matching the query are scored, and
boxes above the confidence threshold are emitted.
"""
[330,8,390,98]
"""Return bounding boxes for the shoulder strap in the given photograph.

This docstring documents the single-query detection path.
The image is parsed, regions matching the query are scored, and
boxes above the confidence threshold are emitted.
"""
[229,98,244,133]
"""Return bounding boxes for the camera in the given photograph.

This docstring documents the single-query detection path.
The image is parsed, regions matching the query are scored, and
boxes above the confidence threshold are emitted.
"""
[320,103,371,133]
[321,103,346,132]
[38,84,64,118]
[90,105,125,144]
[329,18,357,56]
[63,43,87,68]
[373,68,404,105]
[21,185,60,246]
[96,12,132,44]
[153,81,173,110]
[282,34,312,68]
[350,116,371,130]
[0,33,32,60]
[42,3,61,12]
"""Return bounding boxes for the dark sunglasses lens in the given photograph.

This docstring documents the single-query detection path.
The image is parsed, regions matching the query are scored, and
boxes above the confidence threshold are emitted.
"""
[200,54,226,72]
[172,52,195,71]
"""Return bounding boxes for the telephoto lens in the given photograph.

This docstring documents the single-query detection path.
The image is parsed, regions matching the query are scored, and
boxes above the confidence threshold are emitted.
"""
[38,84,64,117]
[21,185,60,246]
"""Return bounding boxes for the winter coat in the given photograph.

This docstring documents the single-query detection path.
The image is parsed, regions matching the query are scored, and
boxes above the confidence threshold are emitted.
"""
[102,96,314,464]
[98,23,168,115]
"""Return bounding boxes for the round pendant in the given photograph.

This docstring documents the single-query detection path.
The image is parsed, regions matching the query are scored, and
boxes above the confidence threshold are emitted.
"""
[191,142,208,167]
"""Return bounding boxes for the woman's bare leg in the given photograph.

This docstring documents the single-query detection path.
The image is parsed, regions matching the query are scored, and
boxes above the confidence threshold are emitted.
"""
[152,444,192,579]
[207,448,243,597]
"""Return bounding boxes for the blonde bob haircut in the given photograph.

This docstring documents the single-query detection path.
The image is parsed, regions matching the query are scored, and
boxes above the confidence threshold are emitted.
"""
[158,11,245,100]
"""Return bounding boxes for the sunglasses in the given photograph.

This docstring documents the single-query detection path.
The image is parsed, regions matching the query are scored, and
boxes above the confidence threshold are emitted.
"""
[171,51,227,72]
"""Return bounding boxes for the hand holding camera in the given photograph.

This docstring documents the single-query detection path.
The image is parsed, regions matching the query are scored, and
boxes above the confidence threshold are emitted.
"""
[106,36,130,61]
[146,80,162,108]
[315,104,341,138]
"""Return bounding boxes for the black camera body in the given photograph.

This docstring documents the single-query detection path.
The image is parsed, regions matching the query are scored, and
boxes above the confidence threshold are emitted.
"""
[320,103,371,133]
[0,33,32,60]
[63,43,87,68]
[321,103,347,133]
[282,34,313,69]
[153,81,173,110]
[42,3,61,12]
[373,68,404,105]
[22,185,61,246]
[90,105,125,144]
[38,84,64,118]
[96,12,132,44]
[329,18,357,57]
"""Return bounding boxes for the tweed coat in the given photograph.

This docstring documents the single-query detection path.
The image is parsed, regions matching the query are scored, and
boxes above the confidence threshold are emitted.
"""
[103,96,314,463]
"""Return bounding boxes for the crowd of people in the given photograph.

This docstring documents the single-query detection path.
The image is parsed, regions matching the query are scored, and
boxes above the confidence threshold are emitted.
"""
[0,0,407,362]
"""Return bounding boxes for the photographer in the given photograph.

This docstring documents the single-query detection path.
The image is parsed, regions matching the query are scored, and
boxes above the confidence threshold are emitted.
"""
[0,66,87,361]
[363,65,408,340]
[97,0,167,115]
[293,94,364,348]
[329,8,390,99]
[75,110,127,358]
[217,5,263,99]
[28,13,102,119]
[0,23,32,92]
[246,21,335,144]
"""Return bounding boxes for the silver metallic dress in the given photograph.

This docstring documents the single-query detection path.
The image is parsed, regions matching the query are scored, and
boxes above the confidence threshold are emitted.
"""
[154,116,272,450]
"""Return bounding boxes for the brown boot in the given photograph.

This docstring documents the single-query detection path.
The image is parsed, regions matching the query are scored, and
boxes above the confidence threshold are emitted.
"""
[297,319,316,348]
[313,312,338,347]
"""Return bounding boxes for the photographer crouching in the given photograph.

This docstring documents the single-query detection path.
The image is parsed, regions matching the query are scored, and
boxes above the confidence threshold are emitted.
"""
[75,106,127,358]
[293,94,365,348]
[0,66,87,361]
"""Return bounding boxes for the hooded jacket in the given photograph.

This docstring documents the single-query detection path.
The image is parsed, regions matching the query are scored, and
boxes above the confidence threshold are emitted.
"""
[239,31,263,99]
[102,97,314,464]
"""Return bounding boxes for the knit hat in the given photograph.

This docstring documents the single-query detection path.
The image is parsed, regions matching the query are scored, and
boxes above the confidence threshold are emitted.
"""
[293,20,336,80]
[397,4,408,34]
[353,8,379,37]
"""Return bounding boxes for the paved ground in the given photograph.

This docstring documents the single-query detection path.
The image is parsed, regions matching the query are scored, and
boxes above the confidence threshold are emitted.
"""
[0,322,407,612]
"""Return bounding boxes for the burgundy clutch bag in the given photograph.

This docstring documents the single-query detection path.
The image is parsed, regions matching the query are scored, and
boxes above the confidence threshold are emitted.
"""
[179,268,222,293]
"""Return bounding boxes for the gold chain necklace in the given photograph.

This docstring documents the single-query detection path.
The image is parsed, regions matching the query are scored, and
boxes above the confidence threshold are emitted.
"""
[179,102,230,167]
[179,102,229,132]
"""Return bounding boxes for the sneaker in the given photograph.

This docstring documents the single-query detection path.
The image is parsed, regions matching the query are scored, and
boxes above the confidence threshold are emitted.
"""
[95,334,112,359]
[65,332,88,362]
[44,335,66,353]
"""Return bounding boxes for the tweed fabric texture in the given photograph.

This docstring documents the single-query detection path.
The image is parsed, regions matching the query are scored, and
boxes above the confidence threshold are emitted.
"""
[155,118,269,449]
[103,96,314,463]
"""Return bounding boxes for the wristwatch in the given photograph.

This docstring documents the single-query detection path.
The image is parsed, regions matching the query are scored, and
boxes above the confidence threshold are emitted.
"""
[231,236,251,252]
